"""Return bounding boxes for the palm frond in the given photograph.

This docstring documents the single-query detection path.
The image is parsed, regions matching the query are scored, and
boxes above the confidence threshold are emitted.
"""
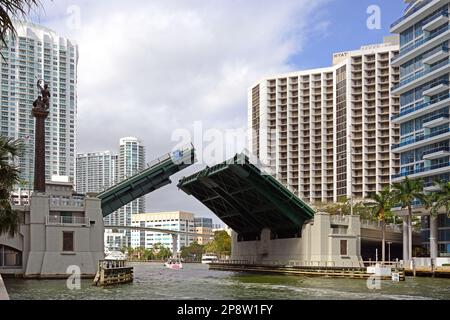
[0,0,43,60]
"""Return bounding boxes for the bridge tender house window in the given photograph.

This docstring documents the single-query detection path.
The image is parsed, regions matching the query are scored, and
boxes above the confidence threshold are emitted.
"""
[63,231,74,252]
[340,240,348,256]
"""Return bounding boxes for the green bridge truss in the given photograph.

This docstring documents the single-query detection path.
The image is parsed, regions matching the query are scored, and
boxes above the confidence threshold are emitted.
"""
[99,145,196,217]
[177,153,315,240]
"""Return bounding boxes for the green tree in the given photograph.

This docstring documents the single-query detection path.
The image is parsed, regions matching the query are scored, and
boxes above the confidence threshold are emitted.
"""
[205,231,231,260]
[153,243,172,260]
[429,180,450,217]
[180,242,204,262]
[392,177,426,262]
[365,187,393,263]
[0,136,23,237]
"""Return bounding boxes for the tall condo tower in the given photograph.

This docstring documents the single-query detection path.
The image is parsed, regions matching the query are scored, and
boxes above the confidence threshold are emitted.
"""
[0,21,78,192]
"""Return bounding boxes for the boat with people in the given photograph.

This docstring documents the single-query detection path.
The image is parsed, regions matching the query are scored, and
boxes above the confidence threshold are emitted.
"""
[164,258,183,270]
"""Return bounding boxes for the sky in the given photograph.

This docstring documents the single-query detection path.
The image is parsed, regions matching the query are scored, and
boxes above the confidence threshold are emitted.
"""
[29,0,408,223]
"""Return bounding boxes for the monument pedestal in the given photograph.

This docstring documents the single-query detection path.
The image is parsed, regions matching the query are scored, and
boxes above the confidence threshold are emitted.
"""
[32,107,49,193]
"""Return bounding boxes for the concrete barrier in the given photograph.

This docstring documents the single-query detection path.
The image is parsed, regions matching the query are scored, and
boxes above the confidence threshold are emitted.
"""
[0,274,10,300]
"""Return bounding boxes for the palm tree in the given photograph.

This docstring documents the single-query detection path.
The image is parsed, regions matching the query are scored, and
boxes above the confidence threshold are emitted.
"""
[0,1,42,53]
[366,187,392,263]
[429,180,450,217]
[0,135,23,237]
[392,177,426,263]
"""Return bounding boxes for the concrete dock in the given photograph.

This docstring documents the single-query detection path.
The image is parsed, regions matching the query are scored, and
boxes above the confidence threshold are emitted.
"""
[0,274,9,300]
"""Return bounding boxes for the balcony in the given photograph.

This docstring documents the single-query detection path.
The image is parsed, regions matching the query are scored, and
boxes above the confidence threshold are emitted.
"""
[392,126,450,152]
[423,146,450,160]
[422,12,449,32]
[392,93,450,123]
[423,47,450,65]
[392,24,450,67]
[392,161,450,180]
[422,113,450,128]
[46,215,90,226]
[390,0,433,30]
[423,80,449,97]
[391,59,450,95]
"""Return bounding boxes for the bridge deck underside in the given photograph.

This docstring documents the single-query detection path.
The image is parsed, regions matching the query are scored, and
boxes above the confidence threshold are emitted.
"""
[178,154,315,239]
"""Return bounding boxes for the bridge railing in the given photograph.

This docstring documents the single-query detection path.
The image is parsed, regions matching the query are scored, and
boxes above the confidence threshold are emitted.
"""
[99,260,127,270]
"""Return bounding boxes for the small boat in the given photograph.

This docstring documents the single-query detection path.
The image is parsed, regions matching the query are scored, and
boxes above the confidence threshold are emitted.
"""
[202,254,218,264]
[164,258,183,270]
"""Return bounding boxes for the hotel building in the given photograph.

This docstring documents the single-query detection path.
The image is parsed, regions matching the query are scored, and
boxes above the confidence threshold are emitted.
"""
[391,0,450,260]
[0,21,78,195]
[131,212,196,252]
[249,37,400,204]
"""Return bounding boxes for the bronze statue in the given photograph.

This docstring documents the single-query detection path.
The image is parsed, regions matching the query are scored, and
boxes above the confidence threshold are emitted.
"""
[37,79,50,110]
[33,95,45,110]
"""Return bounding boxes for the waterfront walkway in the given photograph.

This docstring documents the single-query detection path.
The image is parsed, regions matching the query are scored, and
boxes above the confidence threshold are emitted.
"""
[0,274,9,300]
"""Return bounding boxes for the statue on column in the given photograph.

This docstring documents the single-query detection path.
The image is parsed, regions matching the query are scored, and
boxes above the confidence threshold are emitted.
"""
[35,79,50,111]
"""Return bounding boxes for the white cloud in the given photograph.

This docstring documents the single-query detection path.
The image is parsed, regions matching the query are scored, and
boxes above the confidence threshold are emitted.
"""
[31,0,330,220]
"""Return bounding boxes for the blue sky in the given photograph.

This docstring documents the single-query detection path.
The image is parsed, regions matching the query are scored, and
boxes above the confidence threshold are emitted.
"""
[290,0,406,70]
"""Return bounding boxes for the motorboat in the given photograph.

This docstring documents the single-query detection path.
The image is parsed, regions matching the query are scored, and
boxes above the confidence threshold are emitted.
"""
[164,258,183,270]
[201,254,218,264]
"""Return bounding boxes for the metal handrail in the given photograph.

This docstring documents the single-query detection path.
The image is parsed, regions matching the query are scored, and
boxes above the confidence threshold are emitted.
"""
[393,93,450,121]
[46,215,90,226]
[391,0,433,29]
[392,58,450,91]
[392,126,450,149]
[393,20,450,60]
[392,161,450,179]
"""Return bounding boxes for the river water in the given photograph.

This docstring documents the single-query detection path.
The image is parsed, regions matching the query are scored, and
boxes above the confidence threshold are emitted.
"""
[3,263,450,300]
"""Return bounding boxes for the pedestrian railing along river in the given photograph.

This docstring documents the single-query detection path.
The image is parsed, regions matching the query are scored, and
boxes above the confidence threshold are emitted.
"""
[212,260,403,269]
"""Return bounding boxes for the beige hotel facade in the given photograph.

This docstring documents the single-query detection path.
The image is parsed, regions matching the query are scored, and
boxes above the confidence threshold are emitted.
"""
[249,37,401,204]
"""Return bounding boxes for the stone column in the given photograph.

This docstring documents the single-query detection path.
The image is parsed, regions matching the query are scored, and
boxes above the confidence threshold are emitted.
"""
[430,215,438,261]
[32,107,49,193]
[403,216,409,265]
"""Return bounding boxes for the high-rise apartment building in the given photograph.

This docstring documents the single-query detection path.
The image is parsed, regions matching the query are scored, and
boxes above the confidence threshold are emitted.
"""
[131,212,196,251]
[76,137,146,248]
[390,0,450,260]
[249,37,400,204]
[75,151,118,194]
[0,21,78,190]
[103,137,146,246]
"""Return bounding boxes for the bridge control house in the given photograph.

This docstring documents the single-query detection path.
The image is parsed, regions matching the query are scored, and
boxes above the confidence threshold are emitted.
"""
[0,177,105,278]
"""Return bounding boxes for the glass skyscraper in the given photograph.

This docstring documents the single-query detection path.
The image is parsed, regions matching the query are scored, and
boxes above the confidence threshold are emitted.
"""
[391,0,450,259]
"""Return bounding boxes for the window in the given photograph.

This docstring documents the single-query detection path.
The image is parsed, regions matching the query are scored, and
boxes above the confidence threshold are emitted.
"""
[340,240,348,256]
[63,231,74,252]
